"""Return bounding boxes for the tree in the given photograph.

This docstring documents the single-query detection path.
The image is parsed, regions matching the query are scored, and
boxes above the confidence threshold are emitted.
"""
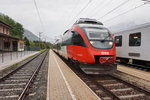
[24,37,30,47]
[0,14,24,39]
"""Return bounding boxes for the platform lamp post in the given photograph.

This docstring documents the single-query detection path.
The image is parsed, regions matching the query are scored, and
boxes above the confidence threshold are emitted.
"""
[44,38,46,49]
[39,32,42,51]
[2,38,5,63]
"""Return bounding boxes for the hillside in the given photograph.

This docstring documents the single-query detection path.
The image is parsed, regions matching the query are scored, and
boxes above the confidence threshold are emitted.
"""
[23,29,39,41]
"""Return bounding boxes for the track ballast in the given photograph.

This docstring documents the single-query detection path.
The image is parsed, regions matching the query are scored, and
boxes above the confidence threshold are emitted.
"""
[0,51,48,100]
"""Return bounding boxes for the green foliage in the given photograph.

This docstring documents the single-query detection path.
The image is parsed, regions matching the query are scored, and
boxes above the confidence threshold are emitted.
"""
[24,37,30,47]
[45,42,53,49]
[24,40,53,50]
[29,41,35,47]
[0,14,24,39]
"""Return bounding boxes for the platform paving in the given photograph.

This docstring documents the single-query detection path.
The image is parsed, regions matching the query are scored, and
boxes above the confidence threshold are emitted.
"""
[47,50,100,100]
[117,65,150,81]
[0,51,39,71]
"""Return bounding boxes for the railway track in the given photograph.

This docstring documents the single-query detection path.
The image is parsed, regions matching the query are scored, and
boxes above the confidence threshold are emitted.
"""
[91,75,150,100]
[56,53,150,100]
[74,68,150,100]
[0,50,48,100]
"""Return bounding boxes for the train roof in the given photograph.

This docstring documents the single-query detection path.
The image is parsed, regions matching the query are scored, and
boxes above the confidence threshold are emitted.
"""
[63,29,69,35]
[114,22,150,33]
[78,23,106,29]
[74,18,103,25]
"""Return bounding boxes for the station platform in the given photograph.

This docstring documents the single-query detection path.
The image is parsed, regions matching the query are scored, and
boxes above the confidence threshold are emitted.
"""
[0,51,39,71]
[117,65,150,81]
[47,50,100,100]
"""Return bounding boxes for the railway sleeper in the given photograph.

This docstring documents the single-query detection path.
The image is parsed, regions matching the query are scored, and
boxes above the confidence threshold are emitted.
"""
[102,97,112,100]
[12,74,32,76]
[0,88,23,92]
[0,89,21,96]
[4,79,29,82]
[89,84,97,88]
[113,90,142,96]
[0,95,19,99]
[119,93,146,99]
[103,83,123,87]
[97,79,116,83]
[111,88,133,92]
[0,83,26,87]
[9,76,31,79]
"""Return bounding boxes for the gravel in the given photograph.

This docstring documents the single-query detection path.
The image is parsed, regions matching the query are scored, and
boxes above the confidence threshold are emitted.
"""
[24,52,49,100]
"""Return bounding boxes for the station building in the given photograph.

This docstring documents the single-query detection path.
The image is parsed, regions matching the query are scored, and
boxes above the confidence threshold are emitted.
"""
[0,20,24,52]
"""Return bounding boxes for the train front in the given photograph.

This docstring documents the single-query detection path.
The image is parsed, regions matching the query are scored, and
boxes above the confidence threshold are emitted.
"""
[73,21,117,74]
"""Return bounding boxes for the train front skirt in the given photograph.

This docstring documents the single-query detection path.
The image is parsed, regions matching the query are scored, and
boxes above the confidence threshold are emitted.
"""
[80,63,117,74]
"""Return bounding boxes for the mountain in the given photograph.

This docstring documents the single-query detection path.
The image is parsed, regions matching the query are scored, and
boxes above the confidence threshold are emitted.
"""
[0,12,3,16]
[23,29,39,41]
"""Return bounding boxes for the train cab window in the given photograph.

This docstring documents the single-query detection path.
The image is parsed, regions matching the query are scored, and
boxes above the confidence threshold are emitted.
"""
[82,27,113,49]
[129,32,141,46]
[71,31,86,47]
[115,35,122,47]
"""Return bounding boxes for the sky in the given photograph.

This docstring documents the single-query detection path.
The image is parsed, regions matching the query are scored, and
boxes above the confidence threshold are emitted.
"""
[0,0,150,43]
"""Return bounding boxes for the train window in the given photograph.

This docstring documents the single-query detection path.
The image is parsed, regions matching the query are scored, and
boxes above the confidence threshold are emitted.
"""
[129,32,141,46]
[115,35,122,47]
[84,28,111,40]
[71,31,86,47]
[62,32,73,46]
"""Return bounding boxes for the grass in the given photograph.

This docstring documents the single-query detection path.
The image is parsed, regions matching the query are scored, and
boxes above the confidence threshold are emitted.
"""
[40,49,46,52]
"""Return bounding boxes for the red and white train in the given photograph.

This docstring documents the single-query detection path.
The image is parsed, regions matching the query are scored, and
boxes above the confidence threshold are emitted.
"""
[54,18,117,74]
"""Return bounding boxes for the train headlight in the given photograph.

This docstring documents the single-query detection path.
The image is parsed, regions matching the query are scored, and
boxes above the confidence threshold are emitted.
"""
[90,41,94,44]
[109,42,113,45]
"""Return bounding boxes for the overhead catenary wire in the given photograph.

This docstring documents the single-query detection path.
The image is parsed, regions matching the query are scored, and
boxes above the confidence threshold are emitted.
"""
[88,0,113,18]
[103,3,145,23]
[33,0,45,32]
[67,0,93,26]
[98,0,130,20]
[65,0,80,30]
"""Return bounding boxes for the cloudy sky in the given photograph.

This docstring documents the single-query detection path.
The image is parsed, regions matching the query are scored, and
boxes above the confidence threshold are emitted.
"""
[0,0,150,43]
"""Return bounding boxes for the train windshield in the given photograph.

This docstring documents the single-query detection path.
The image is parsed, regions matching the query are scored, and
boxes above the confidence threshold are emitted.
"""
[83,27,113,49]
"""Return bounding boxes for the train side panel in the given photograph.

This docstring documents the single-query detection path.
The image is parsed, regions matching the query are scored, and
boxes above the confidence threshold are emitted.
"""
[114,25,150,61]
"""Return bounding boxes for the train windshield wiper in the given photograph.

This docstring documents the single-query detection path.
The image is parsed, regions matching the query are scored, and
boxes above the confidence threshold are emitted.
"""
[101,34,111,42]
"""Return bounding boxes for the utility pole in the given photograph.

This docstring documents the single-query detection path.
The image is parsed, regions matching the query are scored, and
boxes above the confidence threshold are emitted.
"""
[45,38,46,49]
[39,32,42,50]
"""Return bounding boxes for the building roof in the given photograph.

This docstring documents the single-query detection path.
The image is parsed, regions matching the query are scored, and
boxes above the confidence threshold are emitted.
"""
[0,33,24,41]
[0,20,11,28]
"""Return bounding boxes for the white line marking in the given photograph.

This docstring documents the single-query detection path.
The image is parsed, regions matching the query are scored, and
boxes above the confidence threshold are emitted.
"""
[53,51,101,100]
[46,50,50,100]
[53,52,76,100]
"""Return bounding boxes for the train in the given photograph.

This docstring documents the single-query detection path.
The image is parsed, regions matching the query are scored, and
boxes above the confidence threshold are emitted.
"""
[54,18,117,74]
[114,23,150,66]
